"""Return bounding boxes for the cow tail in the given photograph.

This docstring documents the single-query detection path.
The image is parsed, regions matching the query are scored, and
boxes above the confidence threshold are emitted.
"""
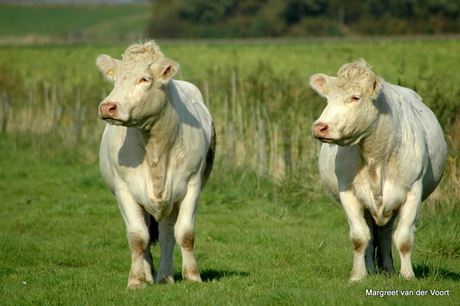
[202,121,216,187]
[149,214,159,244]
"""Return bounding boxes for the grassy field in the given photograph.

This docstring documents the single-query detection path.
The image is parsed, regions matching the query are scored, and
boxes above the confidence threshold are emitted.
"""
[0,3,150,44]
[0,40,459,304]
[0,136,458,305]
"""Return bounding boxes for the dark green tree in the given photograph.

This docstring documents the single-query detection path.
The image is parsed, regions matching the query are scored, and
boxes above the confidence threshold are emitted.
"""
[177,0,234,24]
[146,0,460,38]
[282,0,328,24]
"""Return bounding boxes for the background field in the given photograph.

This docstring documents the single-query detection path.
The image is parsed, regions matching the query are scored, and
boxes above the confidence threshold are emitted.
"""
[0,39,459,304]
[0,3,149,45]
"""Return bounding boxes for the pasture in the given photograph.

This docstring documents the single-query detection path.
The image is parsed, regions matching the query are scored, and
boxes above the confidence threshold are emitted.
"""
[0,40,459,304]
[0,3,149,45]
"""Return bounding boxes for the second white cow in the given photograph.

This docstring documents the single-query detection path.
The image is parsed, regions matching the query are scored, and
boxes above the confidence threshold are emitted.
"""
[96,41,215,289]
[310,59,446,281]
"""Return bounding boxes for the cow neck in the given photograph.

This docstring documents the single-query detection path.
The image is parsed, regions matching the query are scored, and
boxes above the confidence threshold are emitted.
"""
[358,94,398,166]
[356,95,398,202]
[141,87,182,201]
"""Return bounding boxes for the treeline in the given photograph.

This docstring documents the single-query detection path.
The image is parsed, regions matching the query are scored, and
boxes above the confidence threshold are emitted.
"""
[147,0,460,38]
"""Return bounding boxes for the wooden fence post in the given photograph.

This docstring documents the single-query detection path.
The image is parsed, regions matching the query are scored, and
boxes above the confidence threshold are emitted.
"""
[258,119,265,175]
[1,91,10,134]
[227,120,235,164]
[53,106,65,130]
[73,85,82,141]
[283,127,292,176]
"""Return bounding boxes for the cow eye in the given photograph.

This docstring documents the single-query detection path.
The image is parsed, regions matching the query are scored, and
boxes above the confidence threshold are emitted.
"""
[351,96,361,102]
[139,77,151,84]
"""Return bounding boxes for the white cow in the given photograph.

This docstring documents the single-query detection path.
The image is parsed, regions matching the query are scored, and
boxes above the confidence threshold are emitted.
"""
[96,41,216,289]
[309,59,446,281]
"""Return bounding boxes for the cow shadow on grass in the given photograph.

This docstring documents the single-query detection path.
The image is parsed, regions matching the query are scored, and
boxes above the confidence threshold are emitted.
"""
[414,264,460,281]
[174,269,250,282]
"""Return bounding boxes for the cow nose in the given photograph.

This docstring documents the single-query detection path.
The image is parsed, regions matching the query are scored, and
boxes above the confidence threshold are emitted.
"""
[99,102,118,119]
[312,122,329,138]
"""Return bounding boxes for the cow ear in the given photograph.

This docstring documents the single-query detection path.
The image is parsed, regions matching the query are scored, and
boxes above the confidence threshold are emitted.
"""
[370,77,382,98]
[96,54,119,83]
[157,58,180,84]
[309,73,333,97]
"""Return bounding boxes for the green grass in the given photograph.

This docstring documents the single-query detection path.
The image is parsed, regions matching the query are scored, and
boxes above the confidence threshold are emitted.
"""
[0,136,458,305]
[0,41,458,187]
[0,40,459,304]
[0,3,150,43]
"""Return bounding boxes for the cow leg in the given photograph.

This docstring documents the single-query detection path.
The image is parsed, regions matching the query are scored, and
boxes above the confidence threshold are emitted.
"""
[393,185,422,280]
[374,213,397,275]
[117,190,152,289]
[156,208,177,284]
[143,212,155,284]
[364,211,377,274]
[175,181,202,282]
[340,192,371,281]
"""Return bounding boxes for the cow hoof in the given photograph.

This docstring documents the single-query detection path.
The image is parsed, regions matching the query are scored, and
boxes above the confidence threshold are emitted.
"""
[145,275,154,285]
[400,273,416,281]
[156,275,174,284]
[127,281,147,290]
[380,268,396,277]
[184,274,202,282]
[349,274,366,282]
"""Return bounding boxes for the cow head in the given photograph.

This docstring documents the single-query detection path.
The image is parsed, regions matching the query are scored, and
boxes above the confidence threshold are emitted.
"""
[310,59,383,146]
[96,41,179,128]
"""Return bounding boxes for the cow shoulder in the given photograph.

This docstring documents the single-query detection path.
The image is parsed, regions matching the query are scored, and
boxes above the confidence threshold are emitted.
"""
[172,80,213,134]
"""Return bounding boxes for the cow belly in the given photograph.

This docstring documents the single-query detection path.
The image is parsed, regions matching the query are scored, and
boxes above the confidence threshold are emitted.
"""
[120,165,188,222]
[319,144,408,227]
[100,126,181,222]
[353,179,406,226]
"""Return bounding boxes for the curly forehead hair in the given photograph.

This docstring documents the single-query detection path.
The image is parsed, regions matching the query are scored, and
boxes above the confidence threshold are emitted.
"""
[122,40,164,62]
[337,59,375,80]
[334,59,377,91]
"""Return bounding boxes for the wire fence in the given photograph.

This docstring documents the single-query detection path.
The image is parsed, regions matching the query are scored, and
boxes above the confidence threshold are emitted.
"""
[0,87,458,194]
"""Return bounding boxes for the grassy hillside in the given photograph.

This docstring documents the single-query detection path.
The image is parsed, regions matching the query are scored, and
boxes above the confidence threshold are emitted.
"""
[0,3,150,44]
